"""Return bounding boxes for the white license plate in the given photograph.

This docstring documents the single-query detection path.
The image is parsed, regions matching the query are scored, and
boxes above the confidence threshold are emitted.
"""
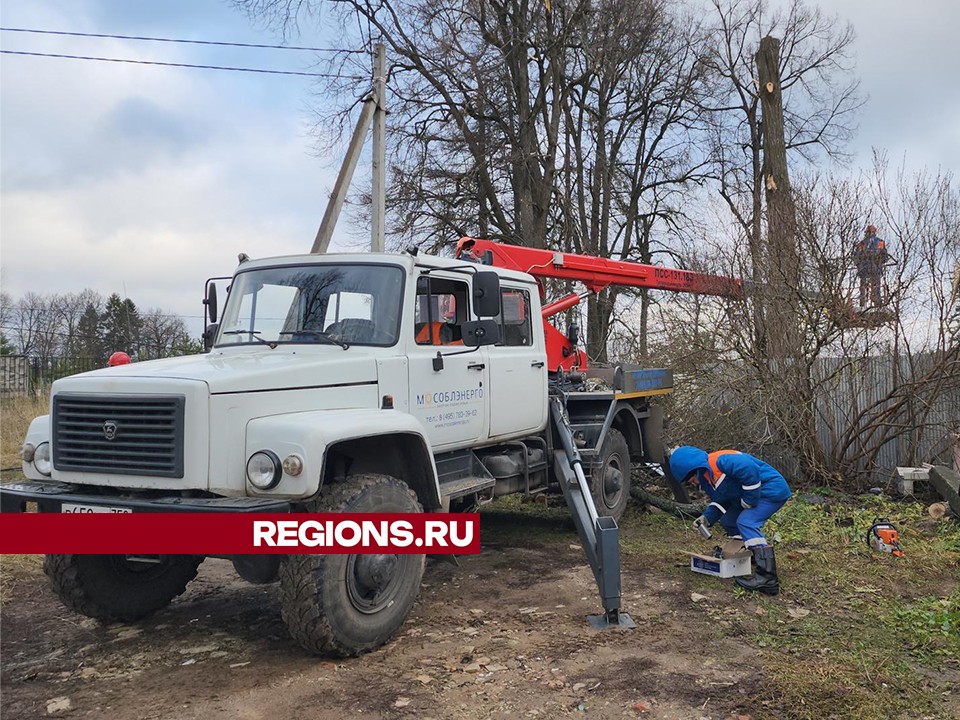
[61,503,132,514]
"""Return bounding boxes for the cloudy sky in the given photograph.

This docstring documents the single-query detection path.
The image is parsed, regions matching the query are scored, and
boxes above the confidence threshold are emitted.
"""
[1,0,958,339]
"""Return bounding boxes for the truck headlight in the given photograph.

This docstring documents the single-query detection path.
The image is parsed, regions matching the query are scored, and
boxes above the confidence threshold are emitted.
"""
[246,450,281,490]
[34,442,52,476]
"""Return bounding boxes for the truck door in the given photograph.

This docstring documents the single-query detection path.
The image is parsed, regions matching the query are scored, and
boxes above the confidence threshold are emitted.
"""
[486,285,548,437]
[407,274,489,451]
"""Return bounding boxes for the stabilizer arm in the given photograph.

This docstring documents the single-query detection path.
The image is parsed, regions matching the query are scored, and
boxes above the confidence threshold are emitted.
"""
[549,396,635,629]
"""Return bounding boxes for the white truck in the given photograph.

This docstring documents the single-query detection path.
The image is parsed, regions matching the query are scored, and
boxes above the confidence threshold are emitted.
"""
[3,238,741,656]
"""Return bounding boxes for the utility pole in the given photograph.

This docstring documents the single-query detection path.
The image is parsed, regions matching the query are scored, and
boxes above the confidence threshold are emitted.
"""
[371,42,386,253]
[311,42,387,254]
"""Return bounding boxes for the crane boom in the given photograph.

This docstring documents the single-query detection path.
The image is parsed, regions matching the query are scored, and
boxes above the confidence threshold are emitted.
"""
[455,237,743,372]
[456,237,743,297]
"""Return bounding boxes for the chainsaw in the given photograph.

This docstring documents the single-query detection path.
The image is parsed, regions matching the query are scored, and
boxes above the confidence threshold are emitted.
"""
[866,518,904,557]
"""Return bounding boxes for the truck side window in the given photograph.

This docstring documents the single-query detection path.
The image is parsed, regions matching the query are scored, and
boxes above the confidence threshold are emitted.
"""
[414,276,468,346]
[498,288,532,346]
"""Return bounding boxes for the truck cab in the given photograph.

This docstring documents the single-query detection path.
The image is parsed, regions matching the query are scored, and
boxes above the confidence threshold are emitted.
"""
[15,252,546,508]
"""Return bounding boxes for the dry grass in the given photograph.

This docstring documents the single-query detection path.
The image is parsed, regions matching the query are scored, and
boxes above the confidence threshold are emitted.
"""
[0,555,43,605]
[0,394,48,604]
[0,392,49,468]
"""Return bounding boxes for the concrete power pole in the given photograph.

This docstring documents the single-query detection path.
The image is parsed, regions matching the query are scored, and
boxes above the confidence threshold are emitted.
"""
[371,42,386,253]
[311,42,387,254]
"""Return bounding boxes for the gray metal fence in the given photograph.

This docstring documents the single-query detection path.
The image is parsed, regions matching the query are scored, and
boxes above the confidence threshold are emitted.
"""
[0,355,99,396]
[812,353,959,484]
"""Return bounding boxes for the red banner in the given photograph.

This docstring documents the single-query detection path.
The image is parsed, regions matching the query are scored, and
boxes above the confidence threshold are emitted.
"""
[0,513,480,554]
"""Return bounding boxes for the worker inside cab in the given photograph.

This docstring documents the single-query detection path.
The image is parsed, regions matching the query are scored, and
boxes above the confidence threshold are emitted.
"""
[852,224,890,307]
[414,277,465,346]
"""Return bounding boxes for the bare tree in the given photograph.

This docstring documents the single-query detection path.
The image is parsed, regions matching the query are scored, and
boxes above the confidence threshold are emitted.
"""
[655,162,960,488]
[559,0,713,361]
[243,0,587,250]
[238,0,717,360]
[701,0,861,357]
[13,292,61,357]
[139,310,196,360]
[3,289,199,362]
[57,290,104,357]
[0,291,14,352]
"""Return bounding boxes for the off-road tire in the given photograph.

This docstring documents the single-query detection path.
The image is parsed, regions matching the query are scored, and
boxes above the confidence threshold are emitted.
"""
[232,554,282,584]
[43,554,203,622]
[279,474,425,657]
[593,429,631,520]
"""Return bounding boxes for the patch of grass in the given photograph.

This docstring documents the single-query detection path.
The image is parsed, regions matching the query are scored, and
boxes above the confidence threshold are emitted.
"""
[740,587,949,719]
[759,652,934,720]
[0,395,47,605]
[0,554,43,605]
[887,591,960,662]
[728,494,960,718]
[616,492,960,718]
[478,494,574,547]
[0,392,48,468]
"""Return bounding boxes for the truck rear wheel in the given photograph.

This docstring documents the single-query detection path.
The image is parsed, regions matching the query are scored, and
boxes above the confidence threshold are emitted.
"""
[43,554,203,622]
[593,429,631,520]
[279,474,425,657]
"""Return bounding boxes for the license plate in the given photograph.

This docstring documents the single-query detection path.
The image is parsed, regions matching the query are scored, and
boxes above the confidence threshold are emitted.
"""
[61,503,132,514]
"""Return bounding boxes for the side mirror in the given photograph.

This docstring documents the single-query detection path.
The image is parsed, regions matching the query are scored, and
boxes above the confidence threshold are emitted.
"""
[461,319,500,347]
[204,280,219,323]
[472,271,501,318]
[202,323,219,352]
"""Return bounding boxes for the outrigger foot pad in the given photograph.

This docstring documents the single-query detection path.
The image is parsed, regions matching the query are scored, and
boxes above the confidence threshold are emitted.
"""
[587,611,637,630]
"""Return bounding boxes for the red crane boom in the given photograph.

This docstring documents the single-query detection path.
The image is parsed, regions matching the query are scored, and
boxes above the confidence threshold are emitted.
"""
[455,237,743,371]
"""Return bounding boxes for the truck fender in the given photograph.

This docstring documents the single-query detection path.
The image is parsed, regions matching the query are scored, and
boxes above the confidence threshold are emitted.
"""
[21,415,51,481]
[612,403,644,462]
[245,409,440,508]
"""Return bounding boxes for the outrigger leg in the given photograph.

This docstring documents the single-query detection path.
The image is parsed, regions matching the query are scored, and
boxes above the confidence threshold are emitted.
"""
[550,396,636,630]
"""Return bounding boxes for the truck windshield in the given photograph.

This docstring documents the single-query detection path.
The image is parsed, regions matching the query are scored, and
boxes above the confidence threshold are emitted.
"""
[216,263,405,347]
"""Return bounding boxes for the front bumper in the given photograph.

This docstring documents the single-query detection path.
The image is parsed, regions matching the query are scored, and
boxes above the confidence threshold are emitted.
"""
[0,482,291,514]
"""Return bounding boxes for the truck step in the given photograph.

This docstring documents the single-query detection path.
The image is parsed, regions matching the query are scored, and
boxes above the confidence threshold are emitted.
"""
[439,476,497,500]
[435,449,497,501]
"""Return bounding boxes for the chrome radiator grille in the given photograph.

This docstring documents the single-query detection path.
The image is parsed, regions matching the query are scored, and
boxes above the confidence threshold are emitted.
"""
[52,394,185,478]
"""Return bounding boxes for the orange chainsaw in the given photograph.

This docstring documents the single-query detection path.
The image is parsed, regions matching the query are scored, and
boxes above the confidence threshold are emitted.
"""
[866,518,904,557]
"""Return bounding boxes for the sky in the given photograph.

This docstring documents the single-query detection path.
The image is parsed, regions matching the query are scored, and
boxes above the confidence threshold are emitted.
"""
[1,0,958,340]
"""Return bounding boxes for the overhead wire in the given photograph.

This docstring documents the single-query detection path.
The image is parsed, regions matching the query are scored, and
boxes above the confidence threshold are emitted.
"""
[0,27,364,54]
[0,50,365,79]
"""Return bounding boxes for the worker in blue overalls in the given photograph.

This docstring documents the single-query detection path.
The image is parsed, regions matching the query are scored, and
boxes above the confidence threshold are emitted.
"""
[669,447,792,595]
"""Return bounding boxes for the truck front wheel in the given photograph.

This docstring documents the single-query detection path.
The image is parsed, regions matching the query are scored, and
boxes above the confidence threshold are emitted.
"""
[279,474,425,657]
[593,429,631,520]
[43,554,203,622]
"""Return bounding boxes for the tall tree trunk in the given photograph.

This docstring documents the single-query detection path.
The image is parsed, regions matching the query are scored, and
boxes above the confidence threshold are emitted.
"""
[756,35,801,359]
[756,35,810,463]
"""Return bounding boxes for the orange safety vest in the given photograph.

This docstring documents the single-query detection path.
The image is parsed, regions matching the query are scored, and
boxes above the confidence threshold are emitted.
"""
[705,449,740,489]
[415,322,464,346]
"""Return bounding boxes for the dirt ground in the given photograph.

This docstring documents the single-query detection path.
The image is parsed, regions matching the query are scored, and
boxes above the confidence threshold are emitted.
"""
[7,498,960,720]
[1,502,957,720]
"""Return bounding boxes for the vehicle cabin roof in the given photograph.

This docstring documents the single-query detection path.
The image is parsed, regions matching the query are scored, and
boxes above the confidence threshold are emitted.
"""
[238,251,539,286]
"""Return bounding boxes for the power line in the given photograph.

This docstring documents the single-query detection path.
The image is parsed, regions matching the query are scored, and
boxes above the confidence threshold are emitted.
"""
[0,27,364,54]
[0,50,365,79]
